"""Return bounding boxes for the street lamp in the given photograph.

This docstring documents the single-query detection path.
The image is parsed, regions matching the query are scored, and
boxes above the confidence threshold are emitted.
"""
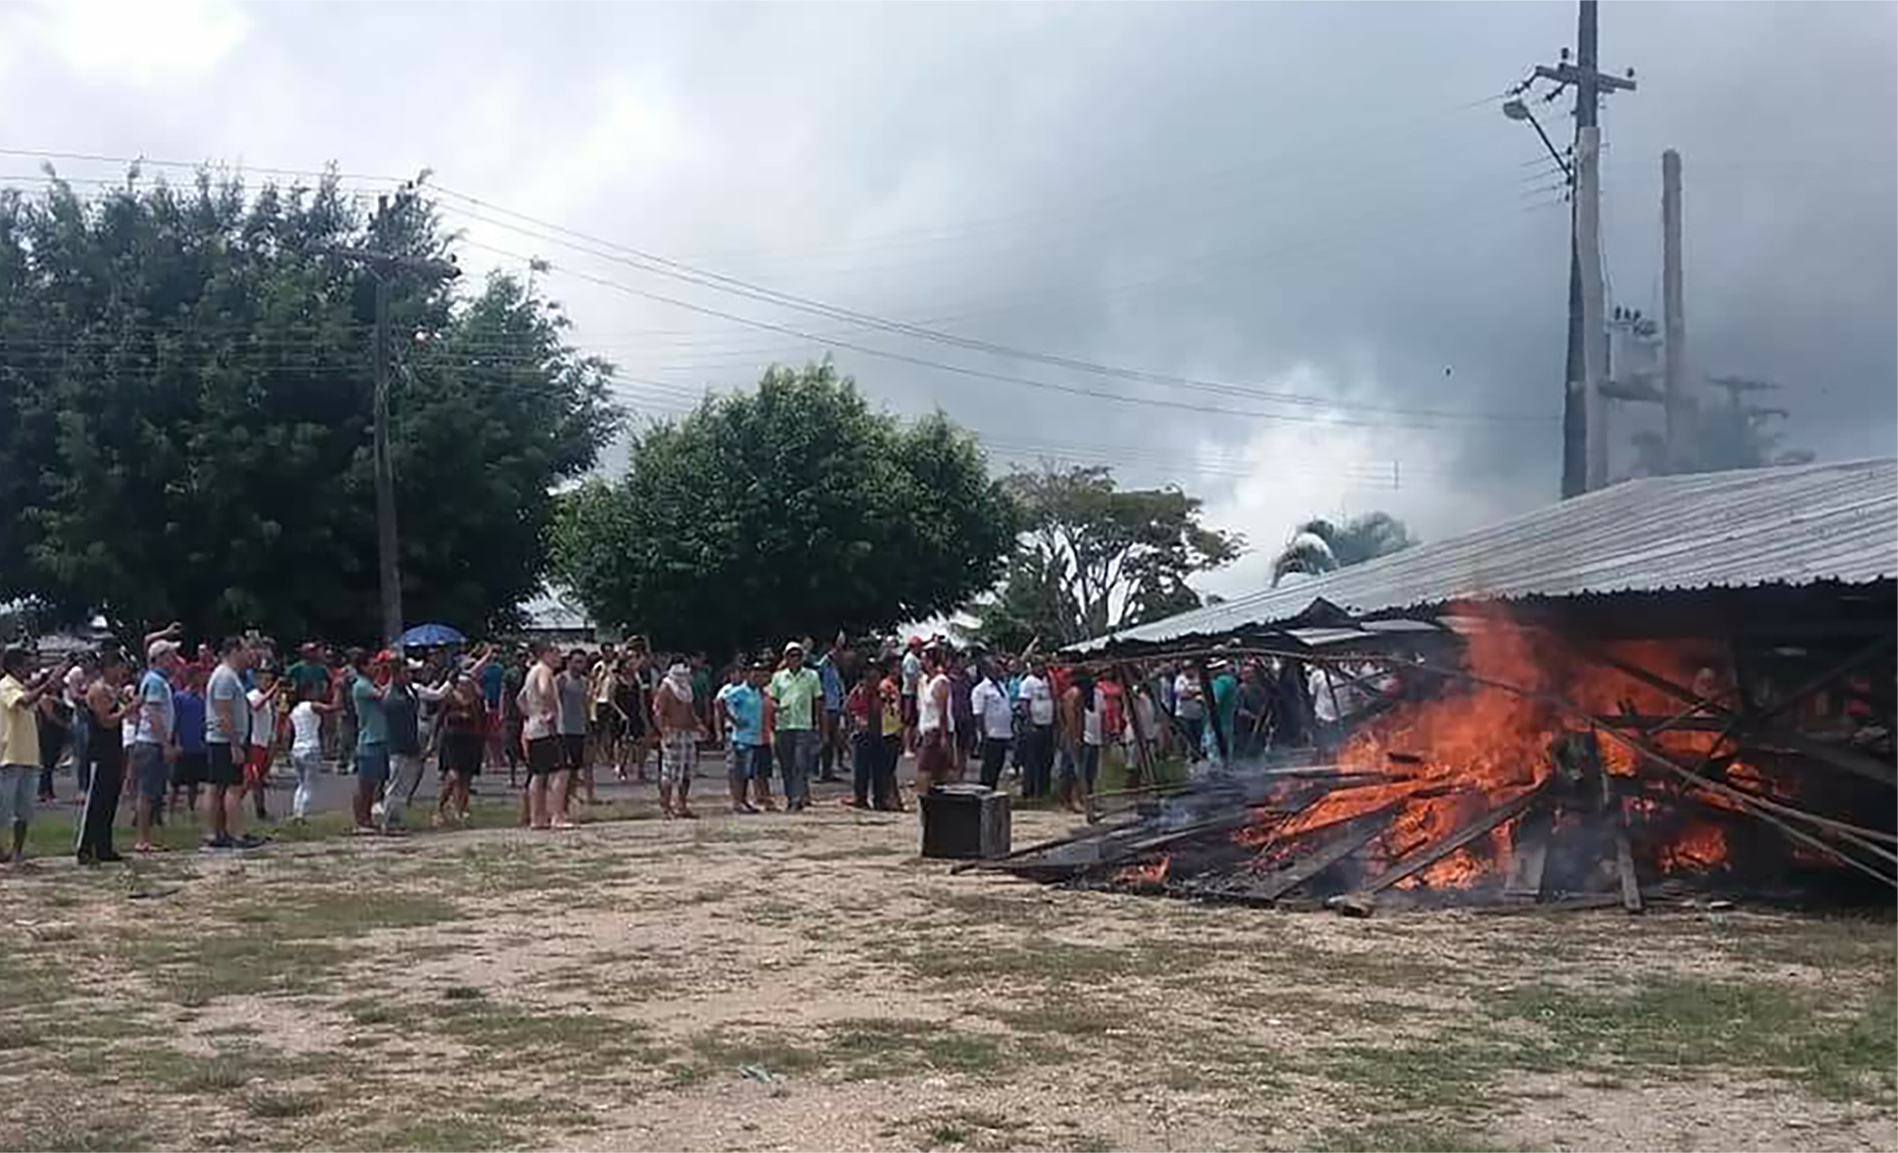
[1503,97,1573,184]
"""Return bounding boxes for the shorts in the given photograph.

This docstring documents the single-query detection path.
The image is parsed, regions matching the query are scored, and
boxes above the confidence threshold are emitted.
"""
[0,764,34,827]
[526,736,563,776]
[659,731,696,786]
[356,744,391,786]
[917,730,952,779]
[244,744,271,787]
[900,695,918,726]
[444,732,484,779]
[173,750,208,789]
[592,712,621,744]
[131,742,169,802]
[561,733,587,772]
[727,743,765,783]
[206,743,242,788]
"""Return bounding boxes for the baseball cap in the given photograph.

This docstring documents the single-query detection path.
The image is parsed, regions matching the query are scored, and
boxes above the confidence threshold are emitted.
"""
[147,639,182,663]
[907,636,923,649]
[783,640,804,654]
[371,648,401,667]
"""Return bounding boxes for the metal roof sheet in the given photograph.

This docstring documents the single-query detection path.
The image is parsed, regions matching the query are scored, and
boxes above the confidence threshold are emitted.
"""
[1072,458,1898,653]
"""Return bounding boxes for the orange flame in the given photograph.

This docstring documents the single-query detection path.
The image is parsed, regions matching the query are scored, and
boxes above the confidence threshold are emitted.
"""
[1220,607,1757,894]
[1117,856,1170,886]
[1659,822,1729,873]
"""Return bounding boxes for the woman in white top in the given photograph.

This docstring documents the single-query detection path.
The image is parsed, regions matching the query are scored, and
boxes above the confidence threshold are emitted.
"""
[286,685,337,822]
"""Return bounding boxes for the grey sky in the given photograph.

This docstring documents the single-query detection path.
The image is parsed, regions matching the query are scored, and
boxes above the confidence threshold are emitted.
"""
[2,0,1891,595]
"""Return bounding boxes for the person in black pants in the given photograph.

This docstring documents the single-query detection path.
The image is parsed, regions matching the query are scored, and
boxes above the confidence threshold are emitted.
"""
[76,651,135,864]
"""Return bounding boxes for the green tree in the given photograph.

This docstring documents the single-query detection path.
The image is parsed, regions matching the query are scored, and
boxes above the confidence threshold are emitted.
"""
[967,465,1243,650]
[1268,511,1415,586]
[551,361,1018,653]
[0,169,618,643]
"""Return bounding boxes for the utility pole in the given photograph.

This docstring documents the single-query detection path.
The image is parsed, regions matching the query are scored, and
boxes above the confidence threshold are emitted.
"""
[321,217,460,646]
[1575,125,1608,490]
[1661,149,1692,472]
[1516,0,1636,496]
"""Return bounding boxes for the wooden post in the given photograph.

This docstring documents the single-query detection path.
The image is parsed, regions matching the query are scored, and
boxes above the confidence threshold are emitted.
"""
[1116,664,1156,789]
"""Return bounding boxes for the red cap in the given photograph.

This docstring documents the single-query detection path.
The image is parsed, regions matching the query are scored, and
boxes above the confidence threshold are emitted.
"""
[907,637,923,649]
[371,648,400,667]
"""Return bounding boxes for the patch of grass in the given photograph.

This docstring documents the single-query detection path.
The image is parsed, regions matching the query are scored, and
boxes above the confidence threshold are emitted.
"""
[990,1001,1125,1039]
[686,1027,824,1077]
[1497,974,1898,1102]
[362,1114,523,1152]
[245,1089,326,1119]
[828,1017,1013,1078]
[428,999,662,1064]
[894,933,1136,986]
[1313,1120,1503,1152]
[917,1108,1029,1152]
[11,1109,153,1152]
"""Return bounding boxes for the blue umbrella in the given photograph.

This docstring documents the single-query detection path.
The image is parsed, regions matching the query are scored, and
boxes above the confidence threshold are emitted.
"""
[398,623,466,648]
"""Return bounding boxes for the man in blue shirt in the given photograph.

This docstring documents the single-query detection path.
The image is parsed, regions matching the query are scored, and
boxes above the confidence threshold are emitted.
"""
[815,637,846,783]
[719,663,767,814]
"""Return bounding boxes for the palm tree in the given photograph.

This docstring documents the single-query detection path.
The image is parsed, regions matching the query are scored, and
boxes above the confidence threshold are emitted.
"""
[1269,512,1416,586]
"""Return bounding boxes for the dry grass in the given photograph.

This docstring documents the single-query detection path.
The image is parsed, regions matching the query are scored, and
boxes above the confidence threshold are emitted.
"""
[0,802,1889,1152]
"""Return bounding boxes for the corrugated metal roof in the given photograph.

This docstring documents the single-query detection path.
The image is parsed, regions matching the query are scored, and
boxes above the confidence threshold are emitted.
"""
[1072,458,1898,653]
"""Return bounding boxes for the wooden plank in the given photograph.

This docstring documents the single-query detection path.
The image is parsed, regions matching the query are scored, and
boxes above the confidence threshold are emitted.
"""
[1247,801,1406,902]
[1503,812,1550,900]
[1347,785,1547,898]
[1614,826,1643,913]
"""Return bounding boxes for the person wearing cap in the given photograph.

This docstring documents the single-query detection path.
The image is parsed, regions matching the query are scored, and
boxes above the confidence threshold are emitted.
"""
[767,641,822,812]
[349,649,398,833]
[1,646,74,865]
[130,638,184,852]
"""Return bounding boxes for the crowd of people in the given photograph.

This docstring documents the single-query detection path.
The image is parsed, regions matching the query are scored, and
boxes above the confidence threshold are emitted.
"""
[0,619,1327,868]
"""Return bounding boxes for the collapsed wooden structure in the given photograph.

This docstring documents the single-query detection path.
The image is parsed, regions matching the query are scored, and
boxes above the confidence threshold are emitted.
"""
[978,461,1898,914]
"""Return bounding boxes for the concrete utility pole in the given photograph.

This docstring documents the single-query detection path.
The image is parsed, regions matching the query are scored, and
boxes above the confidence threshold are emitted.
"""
[1518,0,1636,496]
[1661,149,1692,472]
[322,221,460,646]
[1575,126,1608,490]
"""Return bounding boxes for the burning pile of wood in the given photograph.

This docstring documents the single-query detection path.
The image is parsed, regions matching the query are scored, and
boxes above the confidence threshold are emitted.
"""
[976,614,1896,916]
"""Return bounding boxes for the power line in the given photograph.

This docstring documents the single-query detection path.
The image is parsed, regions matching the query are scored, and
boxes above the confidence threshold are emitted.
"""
[435,188,1555,425]
[461,235,1549,433]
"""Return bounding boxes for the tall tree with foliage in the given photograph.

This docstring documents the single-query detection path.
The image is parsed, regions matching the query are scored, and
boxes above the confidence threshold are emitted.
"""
[968,465,1242,651]
[1269,511,1415,586]
[551,362,1018,654]
[0,169,618,643]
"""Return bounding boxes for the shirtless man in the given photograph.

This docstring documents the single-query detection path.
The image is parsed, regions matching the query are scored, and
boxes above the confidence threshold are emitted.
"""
[652,660,704,819]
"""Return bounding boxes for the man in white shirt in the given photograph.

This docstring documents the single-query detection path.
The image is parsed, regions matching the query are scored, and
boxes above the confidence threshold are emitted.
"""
[1017,660,1056,799]
[969,660,1015,791]
[1173,668,1206,761]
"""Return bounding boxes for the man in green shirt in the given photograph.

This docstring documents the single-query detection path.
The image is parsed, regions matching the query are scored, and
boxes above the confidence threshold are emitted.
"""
[767,641,822,812]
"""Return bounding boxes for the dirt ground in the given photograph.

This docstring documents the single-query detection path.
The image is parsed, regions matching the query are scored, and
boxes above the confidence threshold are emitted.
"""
[1,799,1892,1152]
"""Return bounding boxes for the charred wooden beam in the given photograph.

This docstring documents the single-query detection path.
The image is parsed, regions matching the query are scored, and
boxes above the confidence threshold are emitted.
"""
[1246,801,1407,902]
[1344,785,1549,899]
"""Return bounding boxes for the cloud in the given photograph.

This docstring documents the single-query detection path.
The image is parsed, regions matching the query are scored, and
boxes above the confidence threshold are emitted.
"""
[16,0,248,85]
[0,0,1889,578]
